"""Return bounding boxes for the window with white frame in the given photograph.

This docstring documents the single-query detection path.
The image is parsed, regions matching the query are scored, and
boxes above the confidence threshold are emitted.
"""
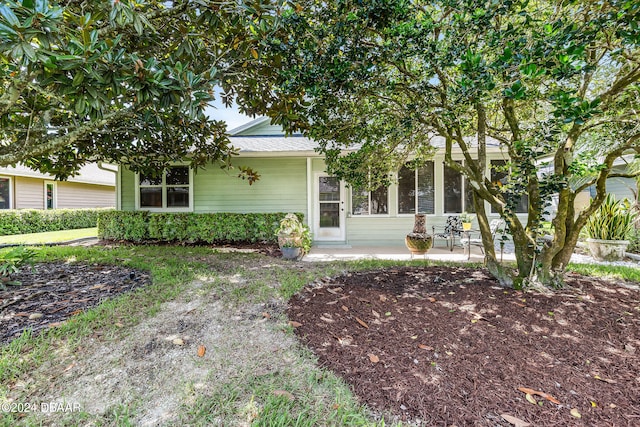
[0,177,10,209]
[491,160,528,213]
[398,162,435,214]
[44,181,57,210]
[443,161,476,213]
[138,166,191,210]
[351,185,388,215]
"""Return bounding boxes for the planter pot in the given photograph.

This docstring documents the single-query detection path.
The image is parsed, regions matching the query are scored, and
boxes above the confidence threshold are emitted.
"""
[462,222,472,231]
[405,214,433,256]
[281,246,301,260]
[586,238,630,262]
[405,234,433,255]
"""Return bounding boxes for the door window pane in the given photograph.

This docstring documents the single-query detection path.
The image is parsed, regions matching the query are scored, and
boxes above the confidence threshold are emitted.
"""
[464,180,476,213]
[166,166,189,185]
[371,186,388,214]
[352,186,388,215]
[167,187,189,207]
[319,177,340,201]
[320,203,340,227]
[398,165,416,214]
[417,162,435,214]
[140,174,162,186]
[45,183,55,209]
[351,188,369,215]
[444,163,462,213]
[0,178,9,209]
[140,187,162,207]
[491,160,528,213]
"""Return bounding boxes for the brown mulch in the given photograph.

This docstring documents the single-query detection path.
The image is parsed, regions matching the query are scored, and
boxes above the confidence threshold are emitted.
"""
[0,262,150,344]
[288,266,640,426]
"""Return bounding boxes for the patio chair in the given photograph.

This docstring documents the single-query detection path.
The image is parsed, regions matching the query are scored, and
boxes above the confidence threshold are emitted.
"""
[460,219,506,260]
[432,215,463,251]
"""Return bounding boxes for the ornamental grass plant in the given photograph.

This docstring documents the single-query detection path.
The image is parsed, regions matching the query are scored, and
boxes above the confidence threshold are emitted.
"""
[585,194,636,241]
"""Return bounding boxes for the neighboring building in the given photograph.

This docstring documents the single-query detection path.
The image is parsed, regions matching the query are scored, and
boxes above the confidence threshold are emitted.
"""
[116,117,529,247]
[0,163,116,210]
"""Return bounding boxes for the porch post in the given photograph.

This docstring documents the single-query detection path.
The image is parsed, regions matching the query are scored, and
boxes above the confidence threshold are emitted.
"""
[306,157,313,228]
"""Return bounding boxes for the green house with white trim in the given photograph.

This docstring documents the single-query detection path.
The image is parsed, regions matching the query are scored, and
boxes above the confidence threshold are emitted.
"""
[115,117,533,247]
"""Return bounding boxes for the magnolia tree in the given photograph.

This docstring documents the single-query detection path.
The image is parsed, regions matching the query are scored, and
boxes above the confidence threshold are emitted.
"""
[0,0,287,180]
[239,0,640,288]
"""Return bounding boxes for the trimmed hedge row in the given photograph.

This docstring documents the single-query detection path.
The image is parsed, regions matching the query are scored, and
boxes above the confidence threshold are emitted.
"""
[0,208,108,236]
[98,211,304,244]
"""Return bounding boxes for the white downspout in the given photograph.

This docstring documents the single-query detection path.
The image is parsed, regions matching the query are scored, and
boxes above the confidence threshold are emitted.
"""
[97,162,119,210]
[306,157,313,229]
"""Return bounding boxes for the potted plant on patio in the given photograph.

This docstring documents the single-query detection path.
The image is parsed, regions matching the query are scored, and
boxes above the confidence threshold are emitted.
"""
[459,212,474,231]
[585,194,637,261]
[275,213,312,260]
[405,214,433,257]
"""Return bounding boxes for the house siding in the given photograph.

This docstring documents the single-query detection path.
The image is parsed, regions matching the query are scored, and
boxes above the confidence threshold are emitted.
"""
[121,168,136,211]
[14,177,43,209]
[346,216,415,247]
[14,177,115,209]
[121,158,308,216]
[57,182,115,208]
[605,177,636,202]
[194,158,307,213]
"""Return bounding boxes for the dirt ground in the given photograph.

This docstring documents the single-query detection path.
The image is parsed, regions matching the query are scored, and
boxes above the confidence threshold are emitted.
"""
[2,257,640,426]
[2,254,315,426]
[288,266,640,426]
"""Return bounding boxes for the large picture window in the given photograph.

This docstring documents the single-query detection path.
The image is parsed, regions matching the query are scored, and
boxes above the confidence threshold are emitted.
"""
[0,177,10,209]
[491,160,528,213]
[352,185,388,215]
[443,162,475,213]
[138,166,191,210]
[398,162,435,214]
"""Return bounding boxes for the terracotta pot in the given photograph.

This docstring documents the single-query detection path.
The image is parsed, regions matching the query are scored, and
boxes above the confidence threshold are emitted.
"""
[405,214,433,255]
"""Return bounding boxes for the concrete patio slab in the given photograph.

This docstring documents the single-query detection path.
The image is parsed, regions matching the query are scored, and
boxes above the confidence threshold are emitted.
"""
[303,245,517,263]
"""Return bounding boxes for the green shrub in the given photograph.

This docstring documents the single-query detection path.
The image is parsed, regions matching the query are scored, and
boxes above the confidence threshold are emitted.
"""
[98,210,149,242]
[628,228,640,254]
[98,211,301,244]
[0,209,107,236]
[0,247,36,288]
[585,195,636,241]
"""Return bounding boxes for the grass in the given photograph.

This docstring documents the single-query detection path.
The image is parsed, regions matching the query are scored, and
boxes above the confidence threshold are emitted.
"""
[0,227,97,245]
[0,245,638,426]
[568,262,640,283]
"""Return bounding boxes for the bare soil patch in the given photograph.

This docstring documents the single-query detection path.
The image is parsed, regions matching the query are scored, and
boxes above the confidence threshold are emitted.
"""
[288,266,640,426]
[0,262,151,344]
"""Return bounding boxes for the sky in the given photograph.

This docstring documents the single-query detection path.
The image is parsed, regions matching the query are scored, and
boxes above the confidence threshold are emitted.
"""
[204,93,256,132]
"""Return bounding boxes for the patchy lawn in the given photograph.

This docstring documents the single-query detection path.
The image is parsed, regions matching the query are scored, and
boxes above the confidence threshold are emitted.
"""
[1,245,639,426]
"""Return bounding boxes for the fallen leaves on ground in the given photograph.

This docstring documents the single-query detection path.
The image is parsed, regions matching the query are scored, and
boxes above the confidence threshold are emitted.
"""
[518,386,561,404]
[197,345,206,357]
[500,413,531,427]
[355,317,369,329]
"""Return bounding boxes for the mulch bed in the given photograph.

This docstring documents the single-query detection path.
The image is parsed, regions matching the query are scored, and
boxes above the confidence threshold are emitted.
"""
[288,266,640,426]
[0,262,150,344]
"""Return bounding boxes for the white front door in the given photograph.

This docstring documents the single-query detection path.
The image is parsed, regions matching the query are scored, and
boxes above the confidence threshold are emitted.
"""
[314,174,346,241]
